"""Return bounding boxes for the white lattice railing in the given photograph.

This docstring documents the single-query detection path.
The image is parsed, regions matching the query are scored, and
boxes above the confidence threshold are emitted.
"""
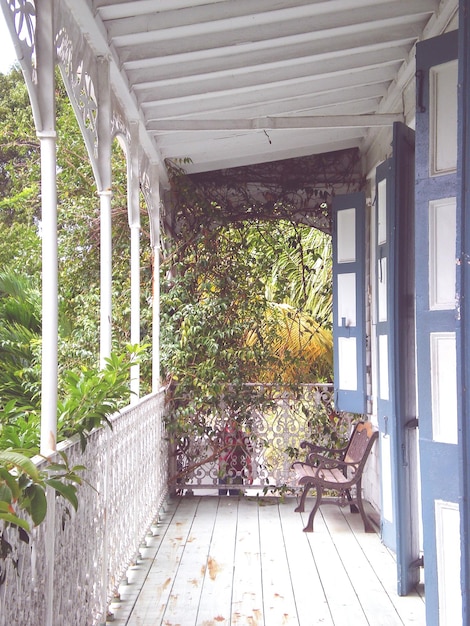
[0,390,168,626]
[174,383,351,494]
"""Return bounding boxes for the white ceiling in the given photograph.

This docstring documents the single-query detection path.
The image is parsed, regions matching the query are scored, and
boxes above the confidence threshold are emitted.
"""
[76,0,457,175]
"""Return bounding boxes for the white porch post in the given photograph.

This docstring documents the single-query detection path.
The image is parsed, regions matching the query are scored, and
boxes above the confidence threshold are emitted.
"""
[35,3,57,626]
[97,57,113,368]
[151,181,161,392]
[99,190,113,367]
[36,0,57,459]
[130,223,140,399]
[39,131,58,457]
[128,122,141,400]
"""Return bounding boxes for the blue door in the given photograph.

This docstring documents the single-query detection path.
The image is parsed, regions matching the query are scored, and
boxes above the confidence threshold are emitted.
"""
[415,30,461,625]
[375,123,420,595]
[332,193,367,414]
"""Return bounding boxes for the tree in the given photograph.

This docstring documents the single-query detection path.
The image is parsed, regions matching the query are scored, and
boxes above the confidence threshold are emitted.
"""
[0,68,154,384]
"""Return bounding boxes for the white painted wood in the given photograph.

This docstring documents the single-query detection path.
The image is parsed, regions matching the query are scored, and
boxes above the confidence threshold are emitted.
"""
[379,334,390,401]
[99,190,113,368]
[125,496,201,625]
[113,496,425,625]
[429,60,458,176]
[37,0,58,462]
[278,501,333,625]
[337,273,357,327]
[381,434,394,524]
[196,498,238,623]
[59,0,454,174]
[338,337,358,391]
[429,197,457,310]
[430,332,458,444]
[39,132,59,458]
[321,505,412,625]
[435,500,462,625]
[347,506,425,624]
[378,255,388,323]
[230,498,264,624]
[161,497,219,624]
[337,208,356,263]
[148,114,403,131]
[301,505,369,625]
[258,501,299,624]
[377,177,387,245]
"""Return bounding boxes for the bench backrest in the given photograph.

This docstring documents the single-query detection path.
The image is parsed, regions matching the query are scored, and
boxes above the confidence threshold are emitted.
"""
[344,421,377,466]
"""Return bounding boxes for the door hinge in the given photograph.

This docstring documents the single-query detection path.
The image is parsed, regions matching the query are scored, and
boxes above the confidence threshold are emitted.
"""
[405,418,419,429]
[410,555,424,568]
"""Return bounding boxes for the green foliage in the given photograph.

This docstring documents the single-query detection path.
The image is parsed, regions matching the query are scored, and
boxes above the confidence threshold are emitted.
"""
[161,225,278,431]
[0,449,86,533]
[0,68,154,388]
[161,165,335,484]
[0,345,139,549]
[57,347,143,450]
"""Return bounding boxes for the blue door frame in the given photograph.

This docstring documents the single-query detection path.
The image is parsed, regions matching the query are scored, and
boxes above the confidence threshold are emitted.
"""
[458,1,470,622]
[416,27,462,625]
[376,123,420,595]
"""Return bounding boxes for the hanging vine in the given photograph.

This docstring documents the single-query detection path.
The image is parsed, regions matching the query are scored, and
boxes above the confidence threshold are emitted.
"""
[161,147,365,243]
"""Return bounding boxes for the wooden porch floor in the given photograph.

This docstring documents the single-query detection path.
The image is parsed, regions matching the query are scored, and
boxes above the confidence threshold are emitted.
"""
[107,495,425,626]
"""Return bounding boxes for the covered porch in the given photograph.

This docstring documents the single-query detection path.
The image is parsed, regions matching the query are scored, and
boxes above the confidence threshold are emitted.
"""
[109,495,424,626]
[1,0,470,624]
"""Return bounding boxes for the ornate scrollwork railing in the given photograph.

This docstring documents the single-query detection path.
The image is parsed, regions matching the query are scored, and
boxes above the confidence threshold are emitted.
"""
[0,391,168,626]
[173,383,352,494]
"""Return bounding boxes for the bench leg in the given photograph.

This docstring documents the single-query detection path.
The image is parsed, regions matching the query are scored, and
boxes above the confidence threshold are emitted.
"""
[355,480,374,532]
[346,489,359,514]
[303,486,323,533]
[294,483,310,513]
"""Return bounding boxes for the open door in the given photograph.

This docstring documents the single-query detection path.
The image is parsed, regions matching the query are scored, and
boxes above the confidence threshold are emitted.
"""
[415,30,462,625]
[332,192,367,414]
[375,122,420,595]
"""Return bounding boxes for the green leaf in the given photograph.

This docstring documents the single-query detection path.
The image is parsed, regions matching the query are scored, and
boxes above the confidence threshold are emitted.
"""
[0,483,13,503]
[24,484,47,525]
[0,512,31,531]
[0,467,20,500]
[46,479,78,511]
[0,450,40,481]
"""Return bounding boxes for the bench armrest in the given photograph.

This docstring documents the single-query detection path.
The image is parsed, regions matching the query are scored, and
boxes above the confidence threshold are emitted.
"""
[297,453,359,472]
[299,440,346,458]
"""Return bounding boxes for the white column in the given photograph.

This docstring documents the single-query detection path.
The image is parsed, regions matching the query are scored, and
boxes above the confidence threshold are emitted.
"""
[151,183,161,392]
[39,131,58,457]
[99,190,113,368]
[35,4,57,626]
[152,239,161,392]
[128,122,141,400]
[96,57,113,369]
[130,223,140,400]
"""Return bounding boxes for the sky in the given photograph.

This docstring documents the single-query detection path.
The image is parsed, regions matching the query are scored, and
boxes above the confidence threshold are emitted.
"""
[0,10,19,74]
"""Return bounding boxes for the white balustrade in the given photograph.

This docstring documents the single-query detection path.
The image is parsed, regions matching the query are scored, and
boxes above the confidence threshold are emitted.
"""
[0,390,168,626]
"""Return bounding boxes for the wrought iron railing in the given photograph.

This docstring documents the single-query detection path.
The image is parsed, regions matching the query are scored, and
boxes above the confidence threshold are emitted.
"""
[173,383,351,495]
[0,390,168,626]
[1,384,351,625]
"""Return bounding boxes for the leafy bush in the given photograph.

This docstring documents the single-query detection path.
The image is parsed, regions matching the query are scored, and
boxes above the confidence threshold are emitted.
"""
[0,346,143,547]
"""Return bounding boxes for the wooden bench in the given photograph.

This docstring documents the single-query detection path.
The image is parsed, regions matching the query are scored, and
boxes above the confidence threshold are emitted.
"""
[291,421,378,532]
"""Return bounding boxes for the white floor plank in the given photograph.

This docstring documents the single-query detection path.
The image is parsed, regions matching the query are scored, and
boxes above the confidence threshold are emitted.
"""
[321,505,411,625]
[300,501,370,625]
[345,507,426,625]
[107,496,426,626]
[230,497,264,625]
[279,499,334,625]
[196,497,239,624]
[258,498,300,624]
[159,496,219,624]
[126,495,201,625]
